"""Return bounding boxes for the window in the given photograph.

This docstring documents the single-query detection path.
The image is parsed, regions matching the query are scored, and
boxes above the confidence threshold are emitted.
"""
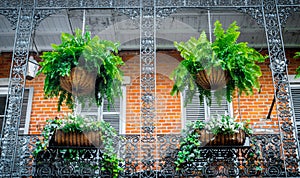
[80,86,126,134]
[289,75,300,139]
[182,91,232,128]
[0,79,33,135]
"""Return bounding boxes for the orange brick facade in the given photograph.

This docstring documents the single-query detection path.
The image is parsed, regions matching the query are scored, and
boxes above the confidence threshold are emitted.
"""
[1,49,300,135]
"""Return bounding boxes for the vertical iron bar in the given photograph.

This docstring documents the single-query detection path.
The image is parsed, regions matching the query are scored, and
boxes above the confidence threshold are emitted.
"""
[140,0,156,176]
[0,0,35,176]
[262,0,299,176]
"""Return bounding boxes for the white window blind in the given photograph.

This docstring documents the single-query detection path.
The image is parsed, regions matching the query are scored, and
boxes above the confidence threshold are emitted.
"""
[288,75,300,141]
[184,92,205,123]
[0,87,33,135]
[182,91,231,128]
[0,95,6,135]
[102,97,121,133]
[290,87,300,137]
[208,95,229,119]
[80,86,126,134]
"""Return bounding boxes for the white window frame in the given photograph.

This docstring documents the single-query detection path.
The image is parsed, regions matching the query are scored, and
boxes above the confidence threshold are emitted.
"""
[79,85,127,134]
[288,75,300,132]
[100,86,126,134]
[181,91,233,129]
[0,78,33,134]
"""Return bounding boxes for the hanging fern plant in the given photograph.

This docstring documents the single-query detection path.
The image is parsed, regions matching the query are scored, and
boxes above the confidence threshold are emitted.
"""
[170,20,267,106]
[38,29,124,111]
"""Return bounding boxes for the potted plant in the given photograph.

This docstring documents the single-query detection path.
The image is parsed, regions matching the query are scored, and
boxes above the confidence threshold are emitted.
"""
[49,114,106,147]
[175,115,253,169]
[38,29,124,111]
[175,120,205,169]
[202,114,252,146]
[170,20,267,106]
[33,114,123,177]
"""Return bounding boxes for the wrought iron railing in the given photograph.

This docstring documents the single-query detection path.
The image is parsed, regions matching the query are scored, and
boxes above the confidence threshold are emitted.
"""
[10,134,285,177]
[1,0,300,177]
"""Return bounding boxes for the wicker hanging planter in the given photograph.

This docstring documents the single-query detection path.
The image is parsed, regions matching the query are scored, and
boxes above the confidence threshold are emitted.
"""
[195,67,229,91]
[198,129,246,146]
[60,67,96,96]
[50,129,102,147]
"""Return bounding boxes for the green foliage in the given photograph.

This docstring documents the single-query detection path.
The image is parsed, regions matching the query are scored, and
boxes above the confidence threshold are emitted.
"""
[175,120,205,169]
[205,115,253,135]
[171,20,267,106]
[248,138,263,173]
[33,119,61,157]
[33,114,123,177]
[175,116,253,169]
[294,52,300,78]
[38,29,124,111]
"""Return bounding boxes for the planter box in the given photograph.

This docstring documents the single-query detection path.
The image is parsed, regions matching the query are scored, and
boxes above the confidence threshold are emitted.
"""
[198,129,246,146]
[50,129,102,147]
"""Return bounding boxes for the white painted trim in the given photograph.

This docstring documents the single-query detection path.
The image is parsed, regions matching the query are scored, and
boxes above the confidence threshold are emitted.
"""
[0,78,9,86]
[288,75,300,83]
[288,76,300,119]
[289,75,300,88]
[0,88,8,94]
[228,101,233,118]
[23,87,33,134]
[180,92,186,129]
[122,76,131,85]
[0,85,33,134]
[120,86,126,134]
[98,86,126,134]
[204,97,209,120]
[181,90,232,129]
[0,88,8,119]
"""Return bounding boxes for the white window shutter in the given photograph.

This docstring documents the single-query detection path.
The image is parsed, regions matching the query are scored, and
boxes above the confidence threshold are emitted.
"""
[80,96,122,134]
[208,95,229,118]
[291,88,300,135]
[185,92,205,124]
[19,89,29,134]
[0,95,6,135]
[80,102,100,121]
[103,97,121,133]
[0,87,33,135]
[183,91,231,128]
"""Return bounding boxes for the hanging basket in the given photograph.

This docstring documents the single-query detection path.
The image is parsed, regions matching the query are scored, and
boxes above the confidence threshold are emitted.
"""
[197,129,246,146]
[60,67,96,96]
[195,67,229,91]
[50,129,102,147]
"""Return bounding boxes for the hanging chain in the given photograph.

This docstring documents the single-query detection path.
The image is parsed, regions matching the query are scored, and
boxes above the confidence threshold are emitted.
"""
[207,10,212,43]
[82,9,86,36]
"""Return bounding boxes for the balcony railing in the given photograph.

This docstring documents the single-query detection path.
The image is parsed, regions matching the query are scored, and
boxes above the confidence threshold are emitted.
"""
[7,133,285,177]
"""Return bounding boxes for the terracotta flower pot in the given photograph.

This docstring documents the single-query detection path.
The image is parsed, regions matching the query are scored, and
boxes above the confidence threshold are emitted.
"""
[60,67,96,96]
[195,67,229,91]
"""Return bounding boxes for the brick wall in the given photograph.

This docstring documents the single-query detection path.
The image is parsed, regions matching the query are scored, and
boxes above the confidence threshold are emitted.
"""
[232,51,277,134]
[26,74,71,134]
[0,53,11,78]
[0,54,71,134]
[120,52,182,134]
[1,49,300,135]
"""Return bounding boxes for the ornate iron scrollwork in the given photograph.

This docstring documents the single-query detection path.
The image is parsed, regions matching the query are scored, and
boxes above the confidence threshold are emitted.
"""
[261,0,299,176]
[0,4,35,176]
[139,1,157,174]
[1,0,300,177]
